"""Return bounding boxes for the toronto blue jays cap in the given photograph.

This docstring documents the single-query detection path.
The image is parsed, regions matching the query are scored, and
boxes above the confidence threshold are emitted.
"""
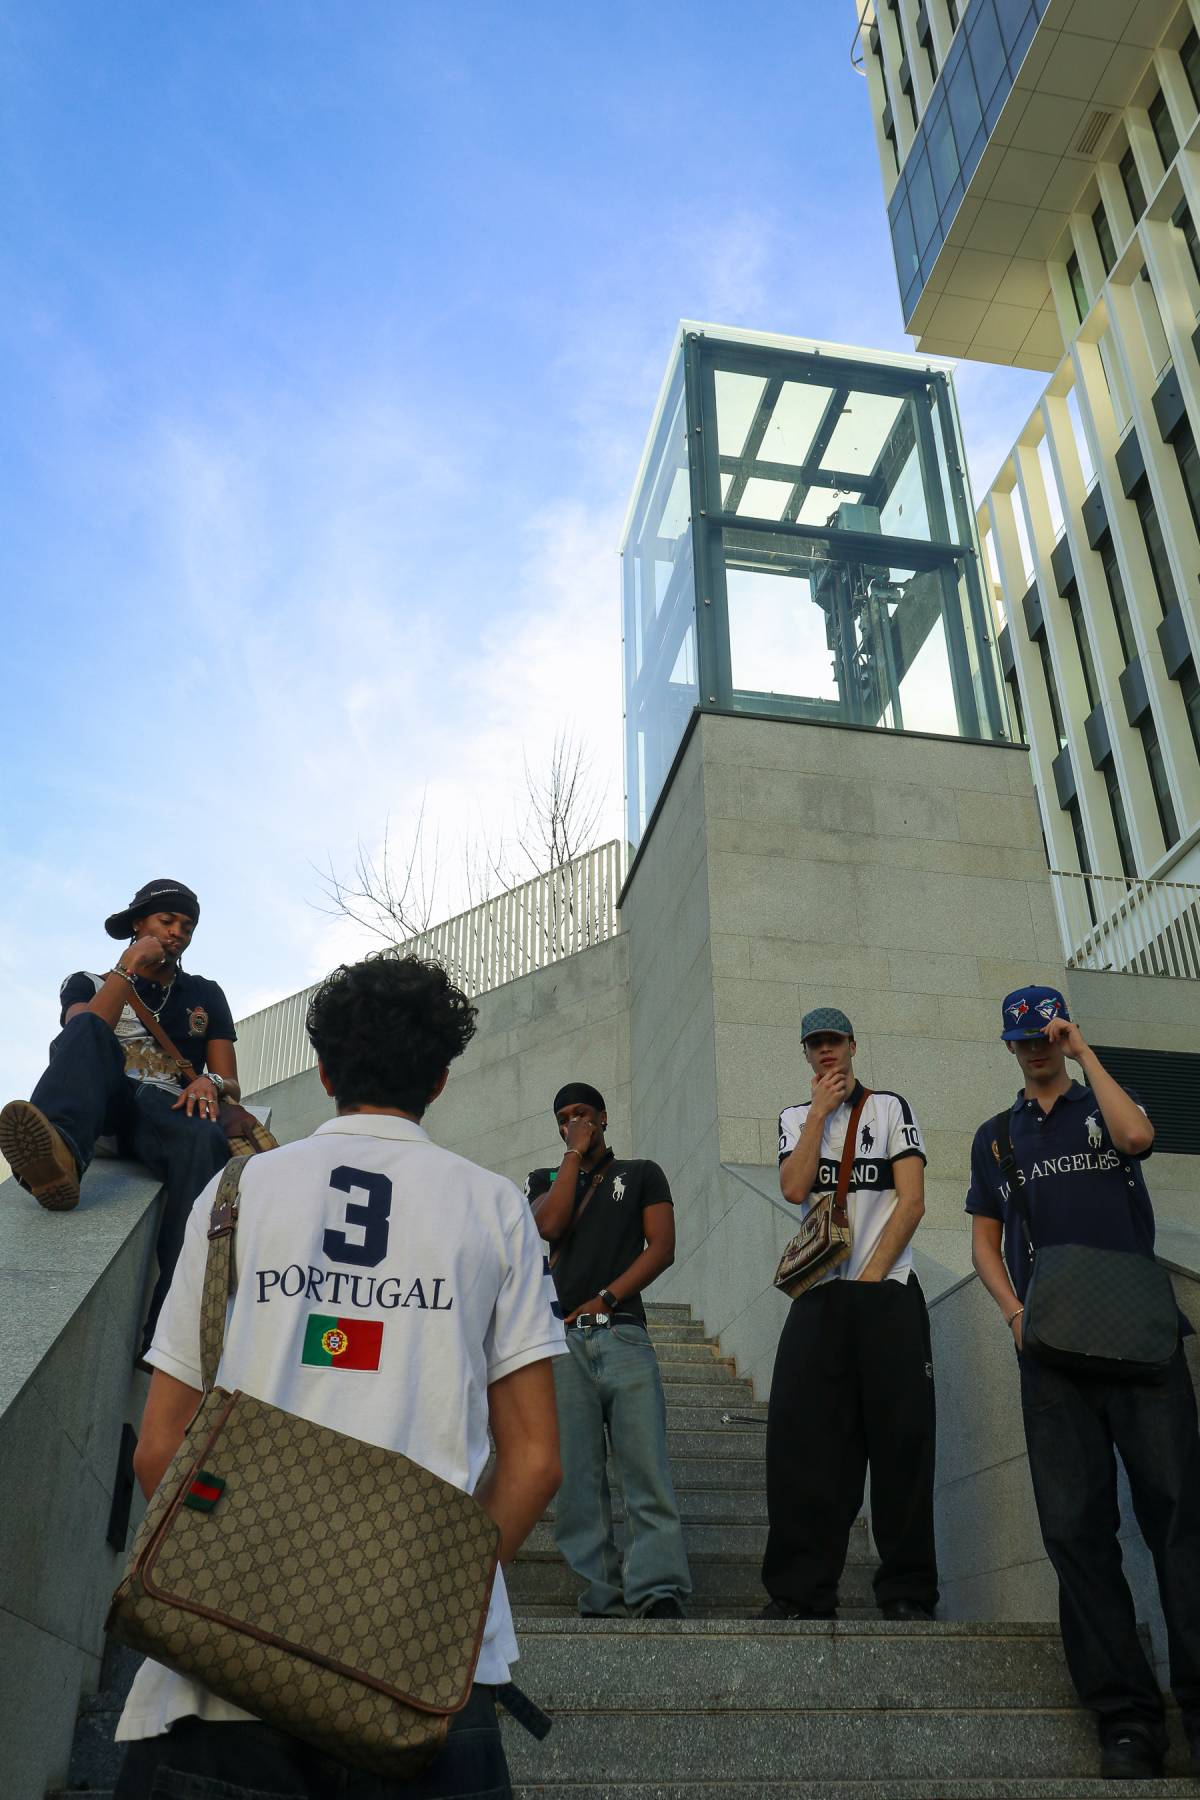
[801,1006,855,1042]
[1000,985,1070,1041]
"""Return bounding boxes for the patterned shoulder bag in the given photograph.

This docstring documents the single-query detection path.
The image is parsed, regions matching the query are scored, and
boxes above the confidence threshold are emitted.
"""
[773,1090,871,1300]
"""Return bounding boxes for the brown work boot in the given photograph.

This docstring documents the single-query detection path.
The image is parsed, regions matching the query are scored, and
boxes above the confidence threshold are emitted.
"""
[0,1101,81,1211]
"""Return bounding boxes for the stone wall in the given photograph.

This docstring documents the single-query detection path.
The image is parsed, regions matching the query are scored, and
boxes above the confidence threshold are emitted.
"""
[635,712,1065,1397]
[0,1163,160,1800]
[255,935,632,1194]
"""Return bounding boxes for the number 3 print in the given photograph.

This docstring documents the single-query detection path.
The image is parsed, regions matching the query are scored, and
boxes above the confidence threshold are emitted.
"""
[323,1165,392,1267]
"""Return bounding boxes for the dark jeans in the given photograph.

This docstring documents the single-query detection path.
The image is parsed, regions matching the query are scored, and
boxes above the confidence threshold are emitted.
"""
[763,1274,939,1614]
[30,1012,229,1350]
[112,1687,512,1798]
[1020,1344,1200,1748]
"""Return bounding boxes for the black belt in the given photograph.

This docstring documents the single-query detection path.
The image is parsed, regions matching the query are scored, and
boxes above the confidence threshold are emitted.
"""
[565,1311,641,1330]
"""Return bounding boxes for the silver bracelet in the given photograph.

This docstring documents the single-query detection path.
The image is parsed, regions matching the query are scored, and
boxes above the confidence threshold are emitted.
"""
[109,966,137,988]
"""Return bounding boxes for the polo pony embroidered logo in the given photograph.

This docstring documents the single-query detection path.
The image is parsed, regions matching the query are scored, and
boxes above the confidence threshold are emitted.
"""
[183,1470,225,1513]
[860,1123,875,1154]
[1086,1113,1103,1148]
[611,1174,626,1204]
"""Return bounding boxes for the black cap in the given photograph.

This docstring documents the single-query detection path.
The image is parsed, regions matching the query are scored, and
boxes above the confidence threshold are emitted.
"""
[553,1082,606,1116]
[105,880,200,941]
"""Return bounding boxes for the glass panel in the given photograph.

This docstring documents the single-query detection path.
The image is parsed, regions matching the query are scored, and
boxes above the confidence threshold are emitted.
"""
[947,43,983,153]
[621,350,699,846]
[1093,202,1115,275]
[927,98,959,208]
[1067,251,1087,323]
[1182,28,1200,112]
[737,477,795,521]
[760,382,835,465]
[714,371,767,457]
[908,146,939,256]
[821,391,904,476]
[1149,88,1179,169]
[966,0,1006,99]
[1120,147,1146,223]
[1140,718,1179,846]
[891,193,920,296]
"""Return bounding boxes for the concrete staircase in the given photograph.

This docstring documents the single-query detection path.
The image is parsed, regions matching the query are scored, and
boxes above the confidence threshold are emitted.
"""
[500,1301,1200,1797]
[48,1302,1200,1796]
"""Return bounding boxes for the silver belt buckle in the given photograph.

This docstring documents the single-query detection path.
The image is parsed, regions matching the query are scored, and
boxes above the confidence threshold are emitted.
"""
[575,1311,611,1329]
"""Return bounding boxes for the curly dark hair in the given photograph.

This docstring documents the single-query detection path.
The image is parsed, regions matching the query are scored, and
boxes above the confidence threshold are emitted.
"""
[305,955,477,1115]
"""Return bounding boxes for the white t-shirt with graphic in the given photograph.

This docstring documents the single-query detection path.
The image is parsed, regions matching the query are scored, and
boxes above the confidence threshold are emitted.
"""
[777,1084,927,1286]
[117,1111,565,1742]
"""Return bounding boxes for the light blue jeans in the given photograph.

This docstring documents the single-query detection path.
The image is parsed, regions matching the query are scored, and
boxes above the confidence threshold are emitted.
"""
[552,1320,692,1615]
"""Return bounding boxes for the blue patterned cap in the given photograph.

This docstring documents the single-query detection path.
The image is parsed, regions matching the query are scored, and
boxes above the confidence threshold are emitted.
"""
[801,1006,855,1042]
[1000,985,1070,1041]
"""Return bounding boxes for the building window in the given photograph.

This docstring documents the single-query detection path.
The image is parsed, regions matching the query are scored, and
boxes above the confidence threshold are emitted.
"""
[1101,757,1136,878]
[1035,631,1068,750]
[883,101,900,177]
[1093,201,1116,275]
[1067,251,1088,324]
[946,0,959,28]
[1149,86,1180,170]
[1098,531,1136,664]
[1179,658,1200,767]
[1182,25,1200,111]
[1172,422,1200,541]
[1064,579,1099,709]
[1006,670,1027,741]
[1066,798,1098,921]
[1172,198,1200,287]
[1132,477,1178,617]
[1120,145,1146,224]
[1139,716,1179,847]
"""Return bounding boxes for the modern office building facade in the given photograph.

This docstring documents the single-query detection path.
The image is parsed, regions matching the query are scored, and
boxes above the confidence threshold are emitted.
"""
[853,0,1200,965]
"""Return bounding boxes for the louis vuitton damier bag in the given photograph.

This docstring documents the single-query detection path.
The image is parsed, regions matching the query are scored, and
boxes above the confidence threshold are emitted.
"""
[107,1157,502,1777]
[773,1090,870,1300]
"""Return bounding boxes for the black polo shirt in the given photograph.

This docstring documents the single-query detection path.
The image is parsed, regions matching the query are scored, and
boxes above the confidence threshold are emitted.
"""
[59,968,236,1093]
[966,1080,1156,1303]
[524,1151,673,1325]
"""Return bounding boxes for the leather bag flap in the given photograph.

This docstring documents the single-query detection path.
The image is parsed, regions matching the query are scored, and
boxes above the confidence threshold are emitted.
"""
[139,1389,499,1716]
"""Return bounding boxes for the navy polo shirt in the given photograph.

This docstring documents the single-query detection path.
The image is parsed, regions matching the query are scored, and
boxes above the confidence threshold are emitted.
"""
[965,1080,1156,1303]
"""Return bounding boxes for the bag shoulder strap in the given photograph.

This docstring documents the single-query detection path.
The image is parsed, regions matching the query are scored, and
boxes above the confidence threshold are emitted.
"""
[831,1089,871,1231]
[548,1157,611,1272]
[990,1106,1037,1255]
[200,1155,253,1390]
[119,982,200,1086]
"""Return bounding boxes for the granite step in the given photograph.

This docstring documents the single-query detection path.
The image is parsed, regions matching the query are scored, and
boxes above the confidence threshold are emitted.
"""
[506,1784,1200,1798]
[664,1402,768,1431]
[505,1552,875,1610]
[545,1486,769,1523]
[654,1357,740,1383]
[500,1706,1194,1787]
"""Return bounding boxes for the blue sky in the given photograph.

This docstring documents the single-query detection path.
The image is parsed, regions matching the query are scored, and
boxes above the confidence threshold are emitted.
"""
[0,2,1046,1099]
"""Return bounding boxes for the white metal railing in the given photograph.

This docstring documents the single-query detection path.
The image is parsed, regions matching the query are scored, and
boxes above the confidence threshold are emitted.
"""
[1050,869,1200,979]
[235,840,626,1094]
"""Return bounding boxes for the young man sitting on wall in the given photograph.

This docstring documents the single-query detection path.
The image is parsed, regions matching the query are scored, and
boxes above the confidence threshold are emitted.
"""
[0,879,238,1352]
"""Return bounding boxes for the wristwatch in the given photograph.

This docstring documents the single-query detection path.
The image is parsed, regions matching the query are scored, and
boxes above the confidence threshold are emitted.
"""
[207,1072,227,1098]
[599,1287,618,1311]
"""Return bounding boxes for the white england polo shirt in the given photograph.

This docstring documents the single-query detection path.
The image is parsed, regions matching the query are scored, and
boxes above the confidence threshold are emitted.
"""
[777,1083,927,1286]
[117,1112,565,1743]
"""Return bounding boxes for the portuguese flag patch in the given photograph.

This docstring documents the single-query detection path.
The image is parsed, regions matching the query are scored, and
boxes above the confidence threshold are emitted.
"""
[301,1313,384,1371]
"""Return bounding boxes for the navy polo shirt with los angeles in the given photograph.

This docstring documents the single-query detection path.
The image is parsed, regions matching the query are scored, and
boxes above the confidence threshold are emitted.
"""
[965,1080,1155,1303]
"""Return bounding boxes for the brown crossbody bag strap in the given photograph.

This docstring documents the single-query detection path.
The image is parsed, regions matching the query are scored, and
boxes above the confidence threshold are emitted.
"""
[119,982,279,1156]
[548,1160,610,1272]
[118,983,202,1085]
[831,1088,871,1230]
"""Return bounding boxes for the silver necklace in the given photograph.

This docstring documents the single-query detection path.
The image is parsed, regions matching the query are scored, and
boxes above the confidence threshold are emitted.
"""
[133,970,177,1021]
